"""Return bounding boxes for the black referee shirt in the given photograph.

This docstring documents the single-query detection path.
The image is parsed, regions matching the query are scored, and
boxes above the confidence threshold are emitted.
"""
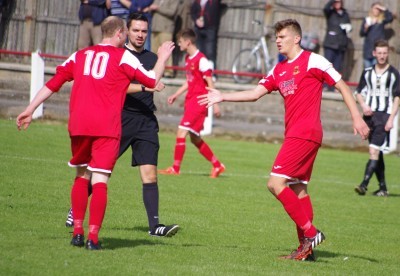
[123,45,158,113]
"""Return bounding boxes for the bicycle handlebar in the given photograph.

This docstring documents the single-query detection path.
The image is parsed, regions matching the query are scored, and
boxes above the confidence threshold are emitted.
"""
[252,19,262,25]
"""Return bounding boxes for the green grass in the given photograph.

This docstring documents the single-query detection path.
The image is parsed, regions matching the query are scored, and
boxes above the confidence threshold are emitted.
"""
[1,118,399,275]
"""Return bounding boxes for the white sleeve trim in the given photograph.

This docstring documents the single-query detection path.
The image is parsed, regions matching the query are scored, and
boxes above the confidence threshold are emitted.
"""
[199,57,212,72]
[120,50,156,79]
[308,52,341,83]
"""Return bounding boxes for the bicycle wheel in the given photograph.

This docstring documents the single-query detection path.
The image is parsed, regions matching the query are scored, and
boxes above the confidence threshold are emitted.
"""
[232,49,261,84]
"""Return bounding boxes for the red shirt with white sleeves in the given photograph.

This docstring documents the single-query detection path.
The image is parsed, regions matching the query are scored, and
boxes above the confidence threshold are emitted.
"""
[184,50,212,102]
[46,44,156,139]
[259,50,341,144]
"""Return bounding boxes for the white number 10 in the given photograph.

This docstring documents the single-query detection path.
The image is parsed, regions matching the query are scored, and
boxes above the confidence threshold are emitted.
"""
[83,50,109,79]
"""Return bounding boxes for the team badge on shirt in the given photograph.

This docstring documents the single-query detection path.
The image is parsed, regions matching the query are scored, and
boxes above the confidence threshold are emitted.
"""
[293,66,300,75]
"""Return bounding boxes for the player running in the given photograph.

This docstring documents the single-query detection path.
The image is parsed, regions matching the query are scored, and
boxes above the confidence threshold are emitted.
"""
[158,28,225,178]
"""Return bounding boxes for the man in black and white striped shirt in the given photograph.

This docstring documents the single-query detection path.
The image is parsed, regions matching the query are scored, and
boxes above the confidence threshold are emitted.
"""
[355,40,400,197]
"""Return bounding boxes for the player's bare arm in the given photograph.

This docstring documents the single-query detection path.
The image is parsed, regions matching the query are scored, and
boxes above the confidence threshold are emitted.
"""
[16,86,54,130]
[198,84,269,108]
[127,82,165,93]
[204,76,221,117]
[168,82,188,105]
[385,96,400,131]
[335,80,370,139]
[152,41,175,83]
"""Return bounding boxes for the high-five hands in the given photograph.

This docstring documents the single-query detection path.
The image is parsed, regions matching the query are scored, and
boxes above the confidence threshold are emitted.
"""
[198,87,223,108]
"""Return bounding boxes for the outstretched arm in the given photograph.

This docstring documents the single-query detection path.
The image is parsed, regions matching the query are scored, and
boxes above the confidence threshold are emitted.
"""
[16,86,54,130]
[335,80,369,139]
[198,84,269,108]
[152,41,175,84]
[204,75,221,117]
[126,82,165,93]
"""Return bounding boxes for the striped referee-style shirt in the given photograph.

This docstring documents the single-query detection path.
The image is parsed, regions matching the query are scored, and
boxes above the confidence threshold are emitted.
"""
[356,65,400,114]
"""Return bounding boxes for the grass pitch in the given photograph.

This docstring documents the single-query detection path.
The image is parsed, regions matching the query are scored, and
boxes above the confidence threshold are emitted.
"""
[1,118,399,275]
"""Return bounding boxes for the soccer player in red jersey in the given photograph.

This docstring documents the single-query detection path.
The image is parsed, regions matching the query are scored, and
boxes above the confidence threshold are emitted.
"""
[199,19,370,261]
[158,28,225,178]
[16,16,174,250]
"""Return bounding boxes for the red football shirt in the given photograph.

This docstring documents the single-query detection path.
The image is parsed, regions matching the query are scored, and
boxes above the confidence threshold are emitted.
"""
[46,44,156,139]
[184,50,212,101]
[259,50,341,144]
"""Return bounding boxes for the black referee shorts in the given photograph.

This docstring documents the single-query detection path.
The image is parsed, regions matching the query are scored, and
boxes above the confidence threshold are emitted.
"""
[119,110,159,167]
[364,112,390,148]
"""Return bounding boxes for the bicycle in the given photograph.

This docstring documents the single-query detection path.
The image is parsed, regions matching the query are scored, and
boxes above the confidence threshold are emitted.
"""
[231,20,275,84]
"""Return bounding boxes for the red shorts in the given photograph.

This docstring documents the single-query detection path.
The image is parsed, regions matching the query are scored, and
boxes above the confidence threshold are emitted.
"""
[271,137,320,184]
[179,98,207,136]
[69,136,119,173]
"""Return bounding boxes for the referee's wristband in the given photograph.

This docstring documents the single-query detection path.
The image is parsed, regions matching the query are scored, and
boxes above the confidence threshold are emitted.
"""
[141,85,146,92]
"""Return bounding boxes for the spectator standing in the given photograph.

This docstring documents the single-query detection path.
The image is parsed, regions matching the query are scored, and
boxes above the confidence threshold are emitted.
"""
[190,0,221,79]
[322,0,351,76]
[158,29,225,178]
[360,2,394,68]
[148,0,180,78]
[199,19,369,261]
[106,0,129,19]
[77,0,110,50]
[120,0,154,50]
[17,16,174,250]
[354,40,400,197]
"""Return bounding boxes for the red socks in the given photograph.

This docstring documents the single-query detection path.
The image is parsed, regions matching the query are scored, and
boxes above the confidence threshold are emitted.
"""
[172,137,221,172]
[71,178,107,244]
[71,177,90,236]
[173,138,186,173]
[88,182,107,244]
[277,187,317,238]
[296,195,314,243]
[195,140,221,168]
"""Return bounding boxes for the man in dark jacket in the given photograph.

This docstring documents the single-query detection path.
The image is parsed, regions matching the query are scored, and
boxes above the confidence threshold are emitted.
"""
[191,0,221,78]
[322,0,351,76]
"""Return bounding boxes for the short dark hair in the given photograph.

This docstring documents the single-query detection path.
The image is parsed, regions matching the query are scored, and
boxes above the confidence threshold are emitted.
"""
[374,39,389,49]
[127,12,148,29]
[274,19,302,38]
[177,28,196,44]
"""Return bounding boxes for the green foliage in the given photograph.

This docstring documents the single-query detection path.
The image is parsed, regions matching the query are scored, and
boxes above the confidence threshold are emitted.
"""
[1,119,399,275]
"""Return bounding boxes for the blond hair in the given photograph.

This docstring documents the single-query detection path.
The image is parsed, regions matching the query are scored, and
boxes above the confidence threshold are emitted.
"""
[369,2,385,23]
[101,16,125,38]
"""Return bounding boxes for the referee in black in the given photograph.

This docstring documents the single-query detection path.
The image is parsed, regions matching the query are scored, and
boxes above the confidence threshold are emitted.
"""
[354,39,400,197]
[120,13,179,236]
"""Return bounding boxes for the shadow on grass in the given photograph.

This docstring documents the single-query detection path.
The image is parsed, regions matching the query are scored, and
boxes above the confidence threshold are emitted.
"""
[102,237,161,250]
[179,171,230,178]
[317,250,378,263]
[110,226,149,232]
